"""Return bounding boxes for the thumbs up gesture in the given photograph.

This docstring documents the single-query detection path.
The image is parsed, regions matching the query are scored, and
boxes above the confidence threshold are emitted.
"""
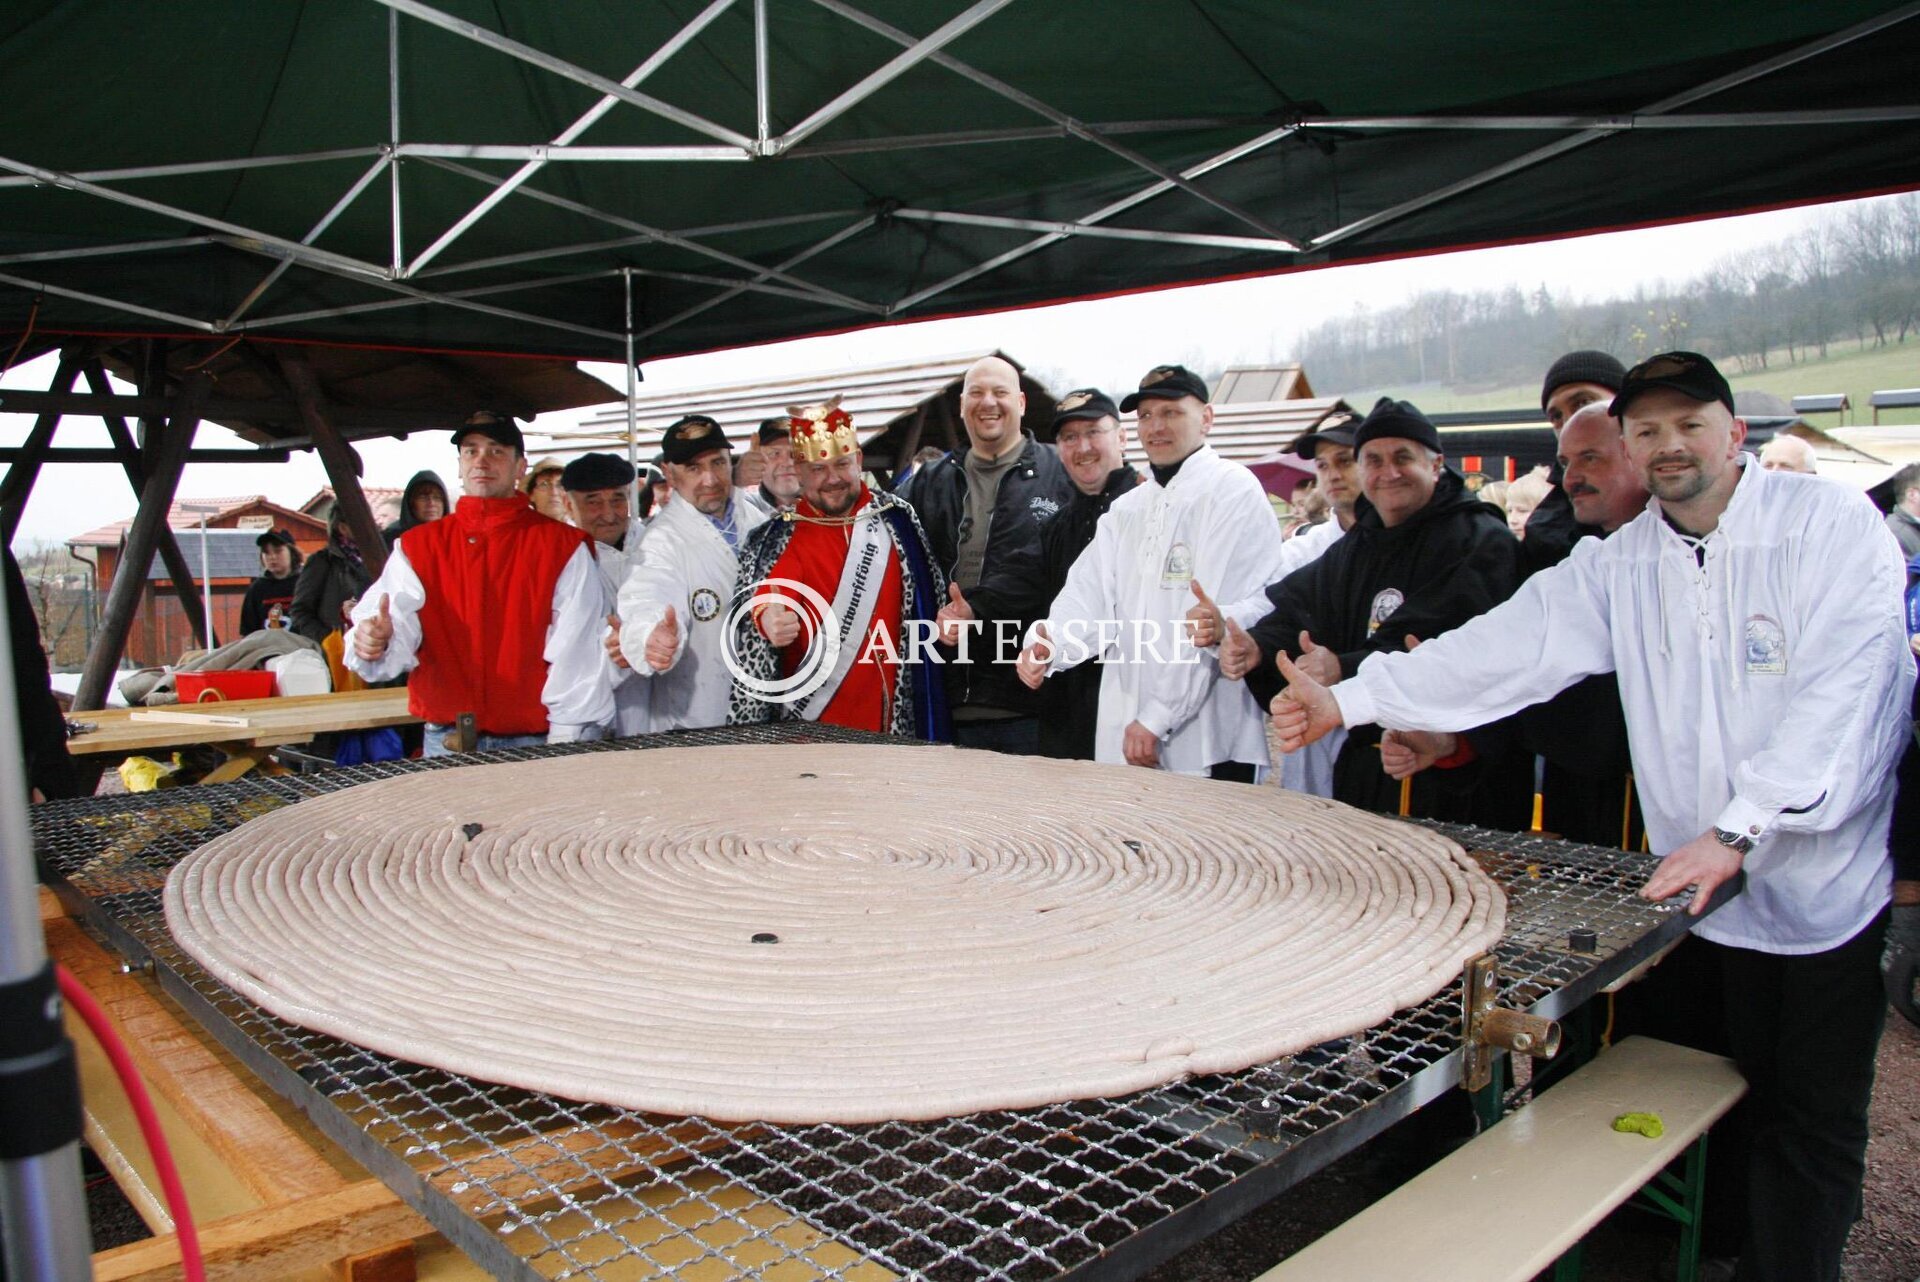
[935,582,974,646]
[1218,617,1261,681]
[1292,629,1342,686]
[644,605,680,672]
[1269,650,1344,753]
[758,600,801,648]
[1184,580,1224,648]
[604,613,629,670]
[1016,622,1054,690]
[353,593,393,661]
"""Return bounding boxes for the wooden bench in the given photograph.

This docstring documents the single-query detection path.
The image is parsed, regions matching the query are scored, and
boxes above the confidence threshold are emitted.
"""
[1256,1036,1746,1282]
[1871,388,1920,424]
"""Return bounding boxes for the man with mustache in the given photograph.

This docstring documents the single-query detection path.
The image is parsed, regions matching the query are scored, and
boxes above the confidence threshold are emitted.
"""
[1379,403,1651,848]
[617,415,769,731]
[728,399,947,737]
[347,411,613,754]
[1269,351,1910,1282]
[1522,350,1627,572]
[1031,388,1138,760]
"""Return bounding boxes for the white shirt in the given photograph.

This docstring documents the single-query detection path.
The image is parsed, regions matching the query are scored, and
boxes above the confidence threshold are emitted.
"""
[616,495,768,731]
[1225,515,1350,796]
[1031,445,1288,776]
[595,518,652,736]
[343,542,615,742]
[1332,461,1912,954]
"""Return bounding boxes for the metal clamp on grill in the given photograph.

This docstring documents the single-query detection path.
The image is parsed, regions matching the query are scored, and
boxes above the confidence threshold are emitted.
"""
[1461,953,1562,1094]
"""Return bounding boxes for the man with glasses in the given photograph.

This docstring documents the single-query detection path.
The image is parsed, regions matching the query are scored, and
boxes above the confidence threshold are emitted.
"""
[1269,351,1910,1282]
[1032,389,1139,760]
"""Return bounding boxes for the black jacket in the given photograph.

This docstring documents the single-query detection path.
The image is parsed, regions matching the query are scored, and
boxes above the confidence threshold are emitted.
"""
[900,434,1075,716]
[238,572,298,634]
[1036,466,1141,759]
[1246,468,1530,826]
[289,542,371,643]
[7,547,83,799]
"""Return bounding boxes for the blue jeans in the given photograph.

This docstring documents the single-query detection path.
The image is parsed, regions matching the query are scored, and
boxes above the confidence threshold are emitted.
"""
[422,723,545,758]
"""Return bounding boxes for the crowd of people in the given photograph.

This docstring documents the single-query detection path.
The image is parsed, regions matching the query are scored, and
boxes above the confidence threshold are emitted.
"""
[126,347,1920,1281]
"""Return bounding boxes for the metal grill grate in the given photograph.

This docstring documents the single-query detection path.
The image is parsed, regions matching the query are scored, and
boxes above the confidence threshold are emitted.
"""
[32,727,1701,1281]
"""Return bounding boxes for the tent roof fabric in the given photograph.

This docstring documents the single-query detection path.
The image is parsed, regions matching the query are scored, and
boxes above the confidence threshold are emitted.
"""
[2,2,1917,365]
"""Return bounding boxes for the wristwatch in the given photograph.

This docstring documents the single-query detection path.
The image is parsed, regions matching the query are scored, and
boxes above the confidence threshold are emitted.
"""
[1712,826,1755,855]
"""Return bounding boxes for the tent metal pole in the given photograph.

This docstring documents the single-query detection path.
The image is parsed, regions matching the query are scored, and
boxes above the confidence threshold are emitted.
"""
[893,208,1297,253]
[0,270,215,333]
[774,0,1015,152]
[754,0,770,150]
[785,116,1254,158]
[0,146,386,190]
[247,268,635,331]
[390,4,403,274]
[637,214,876,340]
[373,0,754,149]
[224,154,393,328]
[0,237,209,266]
[1296,106,1920,131]
[413,209,866,278]
[73,367,213,711]
[890,122,1299,313]
[806,0,1295,246]
[624,268,639,510]
[0,575,92,1282]
[403,0,739,277]
[416,158,880,313]
[1311,0,1920,250]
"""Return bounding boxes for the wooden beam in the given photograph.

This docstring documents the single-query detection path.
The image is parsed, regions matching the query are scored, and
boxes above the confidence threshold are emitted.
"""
[73,369,212,710]
[0,447,291,464]
[275,350,389,578]
[89,1178,427,1282]
[85,361,211,649]
[0,388,464,436]
[0,346,84,543]
[46,917,348,1204]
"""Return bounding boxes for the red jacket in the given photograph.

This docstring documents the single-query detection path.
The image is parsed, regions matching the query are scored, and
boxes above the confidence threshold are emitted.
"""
[400,496,590,734]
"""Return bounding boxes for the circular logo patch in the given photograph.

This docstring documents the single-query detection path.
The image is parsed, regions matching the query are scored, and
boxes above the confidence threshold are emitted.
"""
[690,588,722,622]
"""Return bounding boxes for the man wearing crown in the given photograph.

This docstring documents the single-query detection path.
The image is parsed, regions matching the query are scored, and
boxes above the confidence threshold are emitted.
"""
[727,399,950,738]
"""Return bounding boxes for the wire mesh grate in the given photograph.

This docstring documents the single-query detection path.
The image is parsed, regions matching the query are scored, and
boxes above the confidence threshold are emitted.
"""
[32,727,1700,1281]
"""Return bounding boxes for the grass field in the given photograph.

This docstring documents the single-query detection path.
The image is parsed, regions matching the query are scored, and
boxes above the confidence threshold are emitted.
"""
[1334,335,1920,425]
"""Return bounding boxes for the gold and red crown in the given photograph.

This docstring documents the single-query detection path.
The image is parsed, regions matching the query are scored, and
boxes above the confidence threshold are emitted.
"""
[788,395,858,463]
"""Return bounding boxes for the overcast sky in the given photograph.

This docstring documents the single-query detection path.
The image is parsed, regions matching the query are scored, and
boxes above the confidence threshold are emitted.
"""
[3,194,1889,549]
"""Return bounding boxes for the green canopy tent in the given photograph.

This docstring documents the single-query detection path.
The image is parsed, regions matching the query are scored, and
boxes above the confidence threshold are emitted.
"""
[2,0,1918,364]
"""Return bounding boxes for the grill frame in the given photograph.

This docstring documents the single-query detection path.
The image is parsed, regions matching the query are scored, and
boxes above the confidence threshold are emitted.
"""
[32,726,1713,1281]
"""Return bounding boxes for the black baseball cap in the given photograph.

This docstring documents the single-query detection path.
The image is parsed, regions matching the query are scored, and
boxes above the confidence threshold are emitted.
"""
[1352,397,1442,454]
[255,527,297,549]
[1609,351,1736,418]
[757,416,791,445]
[561,452,636,492]
[452,409,525,453]
[1118,364,1209,413]
[1052,388,1120,428]
[660,414,732,464]
[1290,403,1360,458]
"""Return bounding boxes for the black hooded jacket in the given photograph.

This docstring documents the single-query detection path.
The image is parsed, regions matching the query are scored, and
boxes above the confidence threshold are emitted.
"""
[1035,465,1141,759]
[1519,474,1601,578]
[1246,468,1531,826]
[899,433,1074,717]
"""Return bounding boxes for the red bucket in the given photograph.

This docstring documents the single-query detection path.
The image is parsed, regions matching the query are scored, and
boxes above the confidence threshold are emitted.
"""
[175,670,277,703]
